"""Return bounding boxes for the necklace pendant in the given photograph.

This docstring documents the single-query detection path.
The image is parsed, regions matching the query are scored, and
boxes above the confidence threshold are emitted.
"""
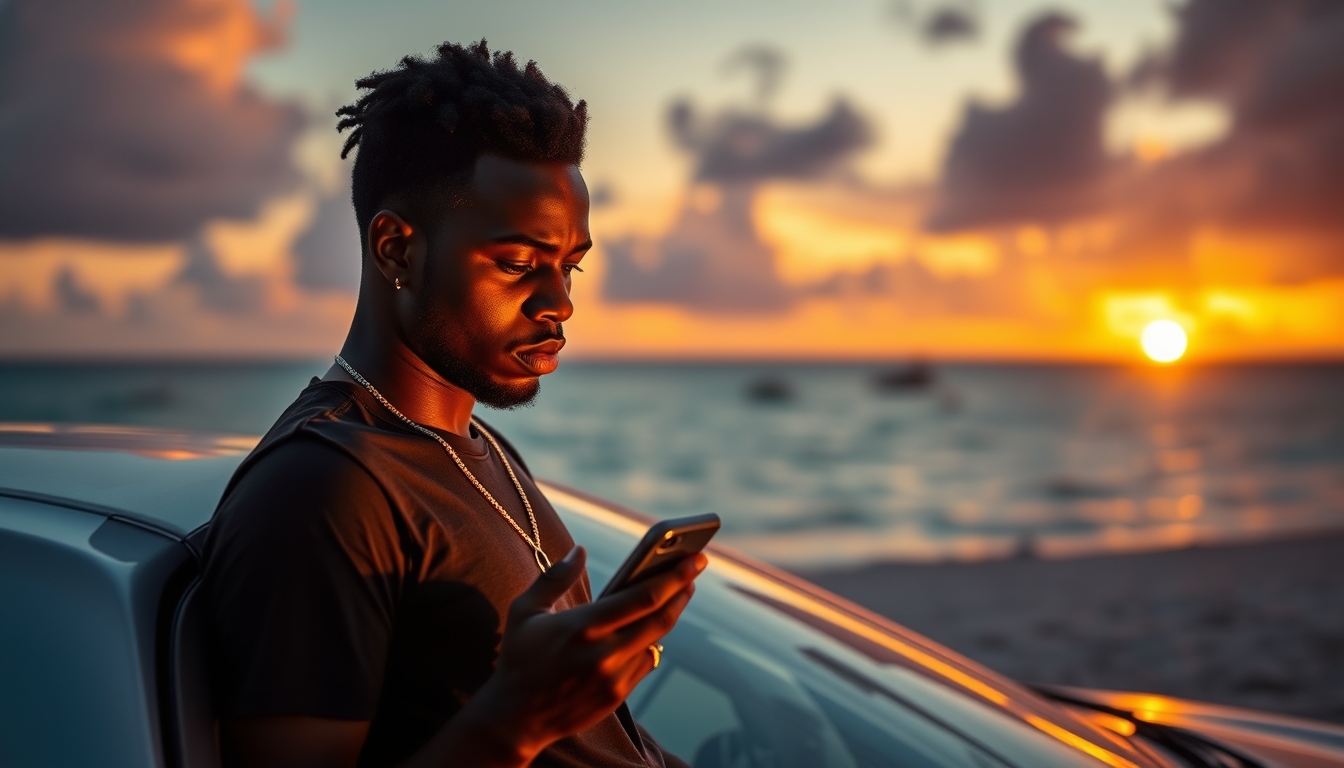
[535,548,552,573]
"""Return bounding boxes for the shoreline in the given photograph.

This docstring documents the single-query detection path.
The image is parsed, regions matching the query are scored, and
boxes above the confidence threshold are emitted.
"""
[800,532,1344,724]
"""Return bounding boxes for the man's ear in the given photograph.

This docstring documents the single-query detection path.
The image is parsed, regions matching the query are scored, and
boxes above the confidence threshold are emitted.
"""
[366,210,420,290]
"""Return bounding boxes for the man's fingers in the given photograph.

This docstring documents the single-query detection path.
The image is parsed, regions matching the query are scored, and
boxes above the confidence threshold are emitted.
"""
[615,640,660,692]
[509,545,586,620]
[604,585,694,660]
[582,554,706,633]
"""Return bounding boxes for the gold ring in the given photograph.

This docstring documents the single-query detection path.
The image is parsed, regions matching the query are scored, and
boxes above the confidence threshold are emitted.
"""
[649,643,664,669]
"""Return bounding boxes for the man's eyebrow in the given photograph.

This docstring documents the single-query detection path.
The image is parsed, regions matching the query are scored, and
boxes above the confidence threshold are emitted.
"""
[489,233,592,256]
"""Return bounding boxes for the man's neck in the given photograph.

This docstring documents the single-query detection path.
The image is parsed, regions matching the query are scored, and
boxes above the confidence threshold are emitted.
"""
[326,314,477,437]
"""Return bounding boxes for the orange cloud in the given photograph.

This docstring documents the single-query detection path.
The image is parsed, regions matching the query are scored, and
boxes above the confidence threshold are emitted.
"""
[0,240,181,315]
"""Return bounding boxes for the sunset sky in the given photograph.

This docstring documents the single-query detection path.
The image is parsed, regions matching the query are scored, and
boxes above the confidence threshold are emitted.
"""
[1,0,1340,361]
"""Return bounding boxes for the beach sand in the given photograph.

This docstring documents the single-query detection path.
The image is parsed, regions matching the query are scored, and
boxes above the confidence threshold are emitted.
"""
[801,533,1344,724]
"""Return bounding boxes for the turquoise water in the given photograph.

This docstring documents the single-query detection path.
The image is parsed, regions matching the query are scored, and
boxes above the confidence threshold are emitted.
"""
[2,360,1341,566]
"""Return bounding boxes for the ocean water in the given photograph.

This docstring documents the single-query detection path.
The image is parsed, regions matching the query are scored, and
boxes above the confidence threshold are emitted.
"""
[2,360,1341,567]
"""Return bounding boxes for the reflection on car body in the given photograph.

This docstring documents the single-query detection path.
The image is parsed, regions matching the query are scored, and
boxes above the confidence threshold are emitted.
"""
[2,424,1343,768]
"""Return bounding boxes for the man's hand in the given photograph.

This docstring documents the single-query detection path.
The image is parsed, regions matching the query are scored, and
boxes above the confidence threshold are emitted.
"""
[457,545,706,764]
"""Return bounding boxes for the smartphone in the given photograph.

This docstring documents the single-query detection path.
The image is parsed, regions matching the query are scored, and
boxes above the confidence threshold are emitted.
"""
[598,513,721,599]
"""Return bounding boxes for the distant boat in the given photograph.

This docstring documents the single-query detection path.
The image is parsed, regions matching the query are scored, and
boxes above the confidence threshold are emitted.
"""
[744,375,793,403]
[871,361,935,393]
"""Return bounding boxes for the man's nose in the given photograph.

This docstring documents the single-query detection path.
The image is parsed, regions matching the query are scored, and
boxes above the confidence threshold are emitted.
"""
[523,268,574,324]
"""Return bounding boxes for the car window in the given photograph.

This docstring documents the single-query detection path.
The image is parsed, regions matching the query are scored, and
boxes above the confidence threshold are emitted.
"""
[557,496,1143,768]
[626,628,1005,768]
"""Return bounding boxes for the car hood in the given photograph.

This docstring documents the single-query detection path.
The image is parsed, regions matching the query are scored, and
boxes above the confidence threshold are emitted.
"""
[1041,685,1344,768]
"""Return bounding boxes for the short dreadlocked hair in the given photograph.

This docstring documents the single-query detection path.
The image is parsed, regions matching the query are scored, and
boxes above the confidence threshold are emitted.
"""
[337,40,588,250]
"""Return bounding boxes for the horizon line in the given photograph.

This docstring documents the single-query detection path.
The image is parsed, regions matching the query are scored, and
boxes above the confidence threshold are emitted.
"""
[2,353,1342,367]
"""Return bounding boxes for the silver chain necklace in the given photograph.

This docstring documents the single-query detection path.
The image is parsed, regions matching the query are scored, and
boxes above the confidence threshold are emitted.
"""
[334,355,551,573]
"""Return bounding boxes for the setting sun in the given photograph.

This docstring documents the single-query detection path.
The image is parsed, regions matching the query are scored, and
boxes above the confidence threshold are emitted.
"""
[1141,319,1188,363]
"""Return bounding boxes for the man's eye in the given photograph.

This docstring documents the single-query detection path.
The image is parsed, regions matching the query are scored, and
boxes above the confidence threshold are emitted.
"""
[563,264,585,275]
[498,262,532,275]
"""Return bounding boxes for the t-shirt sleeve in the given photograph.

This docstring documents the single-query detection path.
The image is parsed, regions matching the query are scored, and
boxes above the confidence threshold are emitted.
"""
[203,436,407,720]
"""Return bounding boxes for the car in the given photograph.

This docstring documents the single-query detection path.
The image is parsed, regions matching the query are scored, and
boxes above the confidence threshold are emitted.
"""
[2,423,1343,768]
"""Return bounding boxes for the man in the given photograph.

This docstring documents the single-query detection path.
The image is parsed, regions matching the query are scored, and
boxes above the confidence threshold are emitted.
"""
[202,41,703,768]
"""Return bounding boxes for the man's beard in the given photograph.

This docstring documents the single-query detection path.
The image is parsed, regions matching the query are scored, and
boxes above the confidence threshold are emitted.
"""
[424,341,541,409]
[411,301,556,410]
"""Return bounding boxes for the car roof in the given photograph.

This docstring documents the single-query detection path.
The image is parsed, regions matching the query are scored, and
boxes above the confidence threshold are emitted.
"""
[0,423,255,537]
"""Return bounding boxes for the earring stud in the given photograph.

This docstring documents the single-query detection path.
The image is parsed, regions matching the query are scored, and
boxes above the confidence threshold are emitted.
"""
[394,278,403,290]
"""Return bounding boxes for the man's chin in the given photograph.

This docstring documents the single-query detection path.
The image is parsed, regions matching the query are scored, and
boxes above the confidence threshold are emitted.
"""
[473,376,540,410]
[422,347,541,409]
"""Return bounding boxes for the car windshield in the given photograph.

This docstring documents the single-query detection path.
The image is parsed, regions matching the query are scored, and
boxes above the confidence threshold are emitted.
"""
[550,486,1154,768]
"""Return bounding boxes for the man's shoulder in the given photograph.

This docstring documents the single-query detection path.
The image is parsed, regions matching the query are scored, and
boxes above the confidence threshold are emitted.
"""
[259,378,367,445]
[245,377,406,468]
[215,380,388,510]
[214,432,388,524]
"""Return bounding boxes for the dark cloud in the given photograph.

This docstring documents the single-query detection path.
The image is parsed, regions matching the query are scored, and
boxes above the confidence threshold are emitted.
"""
[176,239,266,314]
[923,7,980,46]
[53,268,101,314]
[0,0,304,242]
[891,1,981,47]
[604,73,872,312]
[1142,0,1300,99]
[669,97,872,185]
[926,13,1113,231]
[925,0,1344,253]
[1149,0,1344,235]
[292,191,362,293]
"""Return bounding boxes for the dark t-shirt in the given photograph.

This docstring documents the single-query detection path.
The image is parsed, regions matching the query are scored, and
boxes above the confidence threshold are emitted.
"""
[202,379,671,768]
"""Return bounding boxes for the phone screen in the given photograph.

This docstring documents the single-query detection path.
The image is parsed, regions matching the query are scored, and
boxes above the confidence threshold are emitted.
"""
[598,513,721,598]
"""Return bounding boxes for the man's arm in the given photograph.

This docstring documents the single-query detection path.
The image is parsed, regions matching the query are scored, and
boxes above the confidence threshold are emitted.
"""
[206,438,400,767]
[220,546,704,768]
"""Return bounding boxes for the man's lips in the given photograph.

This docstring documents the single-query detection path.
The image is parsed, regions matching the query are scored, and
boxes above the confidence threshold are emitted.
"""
[512,338,565,375]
